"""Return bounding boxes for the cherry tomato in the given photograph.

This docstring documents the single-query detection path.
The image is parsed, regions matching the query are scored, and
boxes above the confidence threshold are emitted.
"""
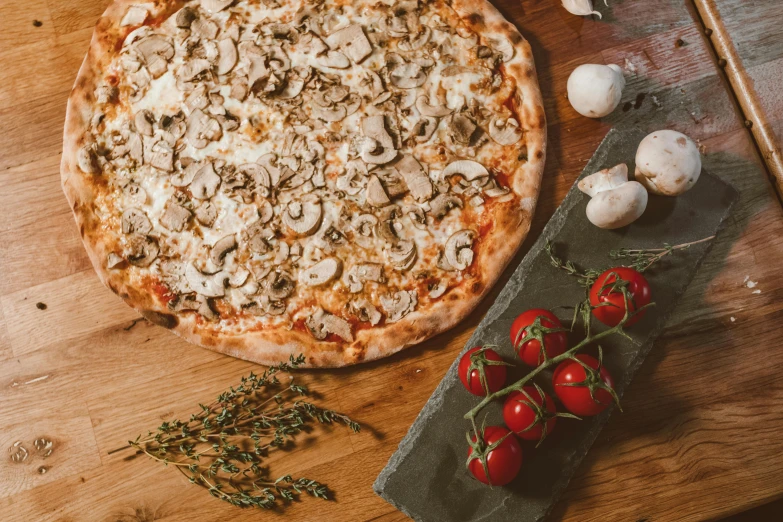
[509,309,568,366]
[552,354,615,416]
[458,346,508,396]
[502,386,558,441]
[589,267,651,327]
[467,426,523,486]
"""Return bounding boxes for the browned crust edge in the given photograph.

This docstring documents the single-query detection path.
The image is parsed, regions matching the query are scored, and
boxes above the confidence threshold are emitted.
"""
[61,0,547,368]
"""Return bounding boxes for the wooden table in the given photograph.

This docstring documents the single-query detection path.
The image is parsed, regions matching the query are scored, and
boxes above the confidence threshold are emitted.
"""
[1,1,782,521]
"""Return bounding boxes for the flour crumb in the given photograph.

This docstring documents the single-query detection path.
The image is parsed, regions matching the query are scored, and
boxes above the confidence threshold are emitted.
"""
[730,316,736,322]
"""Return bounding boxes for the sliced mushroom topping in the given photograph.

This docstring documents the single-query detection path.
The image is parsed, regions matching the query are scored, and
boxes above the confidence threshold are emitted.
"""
[300,257,342,286]
[107,252,125,269]
[125,235,159,267]
[121,208,152,235]
[134,110,155,136]
[228,268,250,288]
[160,202,191,232]
[380,290,417,323]
[445,230,476,271]
[361,69,385,99]
[398,25,431,51]
[128,132,144,163]
[172,160,201,187]
[184,85,209,114]
[175,7,197,28]
[263,271,295,300]
[185,263,225,298]
[351,298,382,325]
[159,113,186,145]
[406,205,427,230]
[123,183,147,206]
[386,240,417,271]
[210,234,237,266]
[201,0,234,13]
[442,160,490,182]
[257,199,274,224]
[344,263,385,293]
[273,241,289,265]
[337,160,367,195]
[487,35,515,62]
[237,163,271,197]
[429,193,463,220]
[395,154,433,202]
[488,117,524,146]
[409,117,438,143]
[186,108,223,149]
[195,201,218,227]
[376,205,403,242]
[278,77,305,99]
[351,213,377,247]
[148,141,174,172]
[192,18,219,40]
[390,62,427,89]
[305,308,354,342]
[135,35,175,79]
[77,144,100,174]
[365,175,391,207]
[244,295,286,317]
[429,280,448,299]
[325,24,373,63]
[320,50,350,69]
[312,103,347,122]
[282,198,322,236]
[450,114,478,145]
[245,221,273,253]
[360,115,397,164]
[187,163,221,200]
[217,38,238,75]
[121,5,149,27]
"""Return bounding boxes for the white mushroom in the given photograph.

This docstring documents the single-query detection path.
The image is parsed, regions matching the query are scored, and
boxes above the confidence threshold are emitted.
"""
[320,51,351,69]
[409,117,438,143]
[282,198,322,235]
[121,5,149,27]
[186,109,222,149]
[442,160,489,182]
[390,62,427,89]
[344,263,385,293]
[486,35,515,62]
[160,202,191,232]
[562,0,606,18]
[567,64,625,118]
[263,271,295,300]
[121,208,152,235]
[217,39,238,75]
[399,26,431,51]
[386,240,417,271]
[189,162,222,199]
[445,230,476,271]
[394,154,433,201]
[125,235,159,267]
[416,95,453,118]
[634,130,702,196]
[380,290,417,323]
[77,145,100,174]
[429,281,448,299]
[305,308,354,342]
[195,202,218,227]
[366,175,391,207]
[488,117,523,146]
[325,24,373,63]
[578,163,648,229]
[201,0,234,13]
[351,298,382,325]
[185,263,225,298]
[210,235,237,266]
[360,115,397,164]
[175,7,197,28]
[134,110,155,136]
[300,257,342,286]
[107,252,125,269]
[429,193,463,219]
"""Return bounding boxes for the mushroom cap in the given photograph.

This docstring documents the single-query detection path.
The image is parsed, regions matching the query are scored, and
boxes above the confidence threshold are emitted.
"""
[189,162,222,199]
[577,163,629,198]
[585,180,648,229]
[488,117,523,146]
[210,234,238,266]
[634,130,702,196]
[217,38,238,75]
[445,230,476,271]
[442,160,489,181]
[566,64,625,118]
[282,198,322,236]
[185,263,226,298]
[326,24,373,63]
[300,257,343,286]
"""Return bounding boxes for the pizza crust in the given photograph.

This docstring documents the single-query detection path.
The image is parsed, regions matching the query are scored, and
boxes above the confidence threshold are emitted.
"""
[62,0,546,368]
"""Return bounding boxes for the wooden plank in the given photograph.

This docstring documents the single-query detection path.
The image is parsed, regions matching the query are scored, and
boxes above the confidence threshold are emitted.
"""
[0,0,55,49]
[0,155,71,233]
[0,270,138,356]
[47,0,110,37]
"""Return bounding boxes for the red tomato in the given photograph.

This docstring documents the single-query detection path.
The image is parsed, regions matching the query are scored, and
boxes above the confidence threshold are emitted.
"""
[589,267,651,327]
[502,386,557,441]
[467,426,523,486]
[552,354,615,416]
[458,347,508,396]
[509,309,568,366]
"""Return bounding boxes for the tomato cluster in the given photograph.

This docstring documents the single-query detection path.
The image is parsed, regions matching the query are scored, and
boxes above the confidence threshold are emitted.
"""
[459,267,650,486]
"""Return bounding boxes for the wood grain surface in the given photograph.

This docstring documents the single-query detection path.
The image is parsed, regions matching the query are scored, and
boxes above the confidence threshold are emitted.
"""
[0,1,782,521]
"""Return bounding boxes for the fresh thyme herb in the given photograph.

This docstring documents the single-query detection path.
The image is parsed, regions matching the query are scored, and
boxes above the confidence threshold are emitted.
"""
[112,355,359,510]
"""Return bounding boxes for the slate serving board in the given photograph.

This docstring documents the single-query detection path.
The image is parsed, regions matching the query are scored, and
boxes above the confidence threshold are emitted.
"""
[374,128,739,522]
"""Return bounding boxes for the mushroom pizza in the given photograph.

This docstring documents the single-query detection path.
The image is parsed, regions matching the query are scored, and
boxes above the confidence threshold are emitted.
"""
[61,0,546,367]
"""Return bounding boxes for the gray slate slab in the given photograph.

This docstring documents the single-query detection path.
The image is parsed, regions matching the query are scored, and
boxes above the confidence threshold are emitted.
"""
[373,128,739,522]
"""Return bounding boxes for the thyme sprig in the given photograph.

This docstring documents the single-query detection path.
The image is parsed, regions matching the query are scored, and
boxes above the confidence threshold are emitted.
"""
[114,355,359,510]
[610,235,715,272]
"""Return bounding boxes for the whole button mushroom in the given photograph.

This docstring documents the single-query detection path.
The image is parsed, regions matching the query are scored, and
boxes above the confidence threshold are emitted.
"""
[635,130,702,196]
[578,164,648,229]
[567,64,625,118]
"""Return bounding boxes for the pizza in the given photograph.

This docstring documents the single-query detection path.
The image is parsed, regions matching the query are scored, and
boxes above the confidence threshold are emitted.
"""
[61,0,546,367]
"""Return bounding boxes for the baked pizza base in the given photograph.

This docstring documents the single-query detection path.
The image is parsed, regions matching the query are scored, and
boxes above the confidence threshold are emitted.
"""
[62,0,546,367]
